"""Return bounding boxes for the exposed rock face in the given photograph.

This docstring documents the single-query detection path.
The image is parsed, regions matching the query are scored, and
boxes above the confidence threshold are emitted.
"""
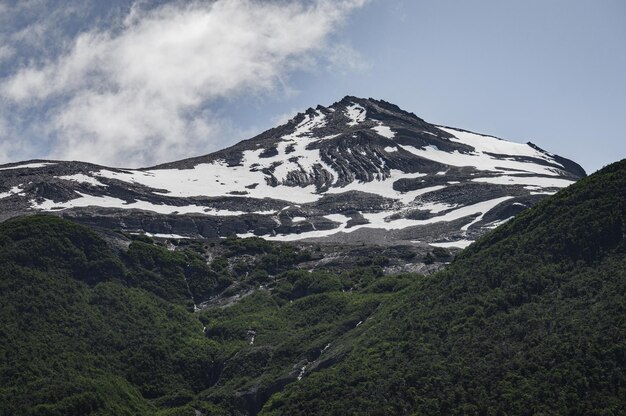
[0,96,585,247]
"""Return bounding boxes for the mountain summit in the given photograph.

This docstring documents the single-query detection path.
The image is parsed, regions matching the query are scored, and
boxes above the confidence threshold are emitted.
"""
[0,96,585,246]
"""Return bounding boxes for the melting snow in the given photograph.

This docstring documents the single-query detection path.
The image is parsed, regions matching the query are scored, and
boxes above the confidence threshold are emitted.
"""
[96,161,320,204]
[399,126,567,177]
[324,169,434,204]
[93,110,339,204]
[58,174,108,187]
[419,201,457,213]
[0,185,23,199]
[485,216,514,229]
[265,195,514,241]
[144,232,191,239]
[430,240,474,249]
[325,213,350,225]
[530,190,558,195]
[373,124,395,138]
[460,197,514,231]
[32,192,275,216]
[438,127,564,166]
[237,232,257,238]
[0,162,56,170]
[383,146,398,153]
[345,103,366,126]
[472,176,574,188]
[361,196,513,231]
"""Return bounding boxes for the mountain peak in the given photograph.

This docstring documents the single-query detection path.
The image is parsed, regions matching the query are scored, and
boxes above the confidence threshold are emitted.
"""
[332,95,423,123]
[0,96,585,248]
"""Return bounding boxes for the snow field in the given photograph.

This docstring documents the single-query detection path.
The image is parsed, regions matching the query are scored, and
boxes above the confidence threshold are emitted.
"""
[0,162,56,170]
[0,185,23,199]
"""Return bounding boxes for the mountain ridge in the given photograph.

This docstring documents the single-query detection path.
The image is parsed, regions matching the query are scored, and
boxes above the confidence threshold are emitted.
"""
[0,96,585,248]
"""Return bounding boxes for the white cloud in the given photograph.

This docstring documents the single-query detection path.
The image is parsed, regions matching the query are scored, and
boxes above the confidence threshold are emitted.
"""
[0,1,90,63]
[0,115,18,164]
[0,116,6,139]
[326,43,371,74]
[0,0,366,167]
[271,108,301,127]
[0,45,14,63]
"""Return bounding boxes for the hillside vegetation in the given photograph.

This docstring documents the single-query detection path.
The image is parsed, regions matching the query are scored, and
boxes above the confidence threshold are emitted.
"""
[262,160,626,415]
[1,159,625,415]
[0,216,404,415]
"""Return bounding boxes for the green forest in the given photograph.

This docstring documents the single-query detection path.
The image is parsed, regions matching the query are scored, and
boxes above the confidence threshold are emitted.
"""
[1,159,625,415]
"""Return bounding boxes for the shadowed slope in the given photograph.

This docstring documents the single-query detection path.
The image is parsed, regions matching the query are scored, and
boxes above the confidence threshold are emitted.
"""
[261,159,626,415]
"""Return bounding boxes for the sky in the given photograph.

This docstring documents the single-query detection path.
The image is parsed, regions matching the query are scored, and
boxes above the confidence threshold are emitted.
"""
[0,0,624,173]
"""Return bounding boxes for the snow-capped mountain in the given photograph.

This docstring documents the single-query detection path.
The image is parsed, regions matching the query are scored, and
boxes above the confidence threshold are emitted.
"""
[0,96,585,247]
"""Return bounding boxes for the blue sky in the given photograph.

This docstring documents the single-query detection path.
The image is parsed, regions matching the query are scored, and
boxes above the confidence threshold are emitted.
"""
[0,0,624,172]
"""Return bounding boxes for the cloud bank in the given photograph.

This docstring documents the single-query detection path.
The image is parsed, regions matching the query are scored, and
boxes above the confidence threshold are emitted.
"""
[0,0,366,167]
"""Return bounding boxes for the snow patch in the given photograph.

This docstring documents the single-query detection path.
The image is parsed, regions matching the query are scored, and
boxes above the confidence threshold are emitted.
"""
[325,213,350,225]
[530,190,558,195]
[473,176,574,188]
[438,127,564,166]
[92,110,342,204]
[345,103,366,126]
[0,162,55,170]
[373,124,395,138]
[32,192,275,216]
[399,126,568,177]
[485,216,514,229]
[324,169,435,204]
[419,201,457,214]
[236,232,257,238]
[58,174,108,187]
[265,195,514,241]
[0,185,23,199]
[430,240,474,249]
[460,196,514,231]
[144,232,191,239]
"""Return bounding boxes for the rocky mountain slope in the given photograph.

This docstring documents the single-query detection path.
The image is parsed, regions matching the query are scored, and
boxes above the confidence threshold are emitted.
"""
[0,96,585,247]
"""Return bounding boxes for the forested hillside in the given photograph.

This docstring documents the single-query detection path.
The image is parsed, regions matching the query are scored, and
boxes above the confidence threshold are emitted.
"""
[263,160,626,415]
[0,216,404,415]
